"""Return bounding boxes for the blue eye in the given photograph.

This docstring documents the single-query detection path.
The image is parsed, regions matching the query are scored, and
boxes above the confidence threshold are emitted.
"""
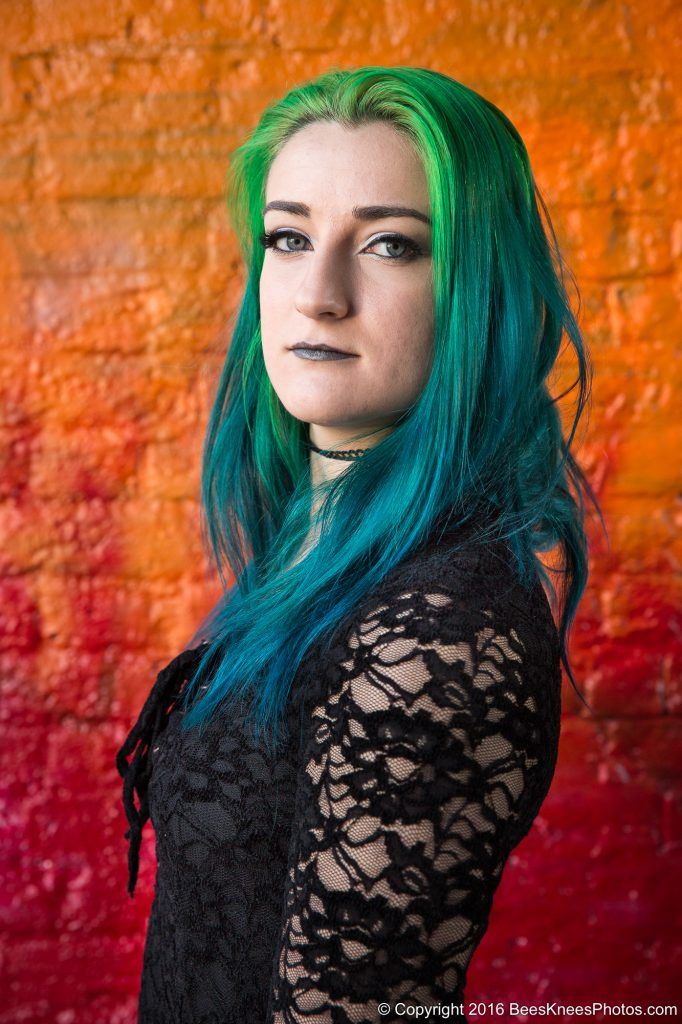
[258,230,425,262]
[370,235,423,260]
[259,230,311,254]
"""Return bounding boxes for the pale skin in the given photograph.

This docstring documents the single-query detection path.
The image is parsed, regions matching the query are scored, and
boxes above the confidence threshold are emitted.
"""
[259,120,435,560]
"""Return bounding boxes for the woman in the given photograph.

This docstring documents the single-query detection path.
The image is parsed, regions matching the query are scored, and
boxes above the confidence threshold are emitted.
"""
[117,66,603,1023]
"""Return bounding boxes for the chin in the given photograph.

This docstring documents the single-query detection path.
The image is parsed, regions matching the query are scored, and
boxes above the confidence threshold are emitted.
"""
[282,404,355,428]
[272,385,355,425]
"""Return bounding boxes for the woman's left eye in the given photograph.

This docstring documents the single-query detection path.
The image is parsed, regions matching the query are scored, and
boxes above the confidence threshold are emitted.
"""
[368,235,423,260]
[259,230,424,261]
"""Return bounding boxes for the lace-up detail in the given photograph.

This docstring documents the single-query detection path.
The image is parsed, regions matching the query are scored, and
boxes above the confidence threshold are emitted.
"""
[115,641,209,897]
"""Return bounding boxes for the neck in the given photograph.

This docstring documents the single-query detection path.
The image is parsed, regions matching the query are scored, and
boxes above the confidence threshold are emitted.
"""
[306,423,395,486]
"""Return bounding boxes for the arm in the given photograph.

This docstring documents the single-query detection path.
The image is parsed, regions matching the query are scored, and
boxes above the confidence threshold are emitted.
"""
[267,583,559,1023]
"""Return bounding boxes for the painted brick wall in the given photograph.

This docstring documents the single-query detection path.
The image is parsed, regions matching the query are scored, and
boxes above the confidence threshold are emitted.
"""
[0,2,680,1021]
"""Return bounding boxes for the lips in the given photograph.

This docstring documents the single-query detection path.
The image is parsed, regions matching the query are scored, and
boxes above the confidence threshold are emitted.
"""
[289,342,356,356]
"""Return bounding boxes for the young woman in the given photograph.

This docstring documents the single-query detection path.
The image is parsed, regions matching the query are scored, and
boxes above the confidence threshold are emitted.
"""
[117,65,603,1024]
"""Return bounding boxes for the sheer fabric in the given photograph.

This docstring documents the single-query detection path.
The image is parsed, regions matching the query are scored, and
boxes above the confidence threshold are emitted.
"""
[116,534,562,1023]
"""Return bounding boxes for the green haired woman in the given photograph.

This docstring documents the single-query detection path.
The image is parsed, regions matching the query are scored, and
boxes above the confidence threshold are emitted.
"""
[117,65,604,1023]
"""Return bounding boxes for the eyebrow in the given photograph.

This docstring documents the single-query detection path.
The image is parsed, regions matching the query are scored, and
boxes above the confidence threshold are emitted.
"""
[262,200,432,227]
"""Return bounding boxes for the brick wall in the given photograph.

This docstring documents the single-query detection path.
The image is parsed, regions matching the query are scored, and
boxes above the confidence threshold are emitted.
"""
[0,1,679,1020]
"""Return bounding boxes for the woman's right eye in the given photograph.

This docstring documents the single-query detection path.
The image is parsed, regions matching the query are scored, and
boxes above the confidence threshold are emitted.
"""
[259,230,310,254]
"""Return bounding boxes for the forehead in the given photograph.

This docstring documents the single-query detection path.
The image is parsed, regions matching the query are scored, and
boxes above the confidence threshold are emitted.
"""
[264,120,429,210]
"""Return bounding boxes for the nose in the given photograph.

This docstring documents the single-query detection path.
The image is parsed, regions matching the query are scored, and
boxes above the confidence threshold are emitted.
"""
[294,247,351,319]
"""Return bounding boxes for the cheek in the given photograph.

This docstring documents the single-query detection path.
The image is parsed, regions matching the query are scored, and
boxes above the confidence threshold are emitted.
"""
[388,340,433,401]
[373,285,433,396]
[259,268,287,331]
[371,278,433,358]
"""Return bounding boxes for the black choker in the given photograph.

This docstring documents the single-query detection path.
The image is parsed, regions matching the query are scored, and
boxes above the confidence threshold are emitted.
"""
[303,439,367,461]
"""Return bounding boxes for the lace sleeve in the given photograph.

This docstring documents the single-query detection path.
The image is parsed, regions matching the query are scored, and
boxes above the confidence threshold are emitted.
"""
[266,582,561,1023]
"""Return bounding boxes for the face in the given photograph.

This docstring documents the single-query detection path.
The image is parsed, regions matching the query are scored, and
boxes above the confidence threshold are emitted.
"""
[259,120,434,449]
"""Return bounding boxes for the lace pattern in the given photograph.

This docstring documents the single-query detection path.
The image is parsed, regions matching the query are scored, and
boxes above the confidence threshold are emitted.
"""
[266,582,561,1023]
[116,535,562,1024]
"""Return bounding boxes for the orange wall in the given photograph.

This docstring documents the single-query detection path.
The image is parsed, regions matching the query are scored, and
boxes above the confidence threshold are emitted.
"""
[0,2,680,1020]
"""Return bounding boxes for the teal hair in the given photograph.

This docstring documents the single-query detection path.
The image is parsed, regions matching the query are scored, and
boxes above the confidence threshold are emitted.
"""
[179,65,606,754]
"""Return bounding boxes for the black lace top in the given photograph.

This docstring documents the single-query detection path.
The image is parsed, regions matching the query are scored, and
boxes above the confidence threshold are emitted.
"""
[116,526,563,1023]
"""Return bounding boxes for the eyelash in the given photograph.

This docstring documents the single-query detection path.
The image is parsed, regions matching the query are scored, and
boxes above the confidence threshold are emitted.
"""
[257,229,425,262]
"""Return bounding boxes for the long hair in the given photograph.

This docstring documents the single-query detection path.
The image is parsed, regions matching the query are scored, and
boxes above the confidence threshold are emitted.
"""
[178,65,606,754]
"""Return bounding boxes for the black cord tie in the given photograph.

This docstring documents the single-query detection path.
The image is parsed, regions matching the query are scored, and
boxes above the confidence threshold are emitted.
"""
[115,642,209,897]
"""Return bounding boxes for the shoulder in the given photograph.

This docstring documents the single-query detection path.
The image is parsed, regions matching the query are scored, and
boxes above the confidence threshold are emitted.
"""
[356,534,560,668]
[309,535,561,750]
[296,537,562,835]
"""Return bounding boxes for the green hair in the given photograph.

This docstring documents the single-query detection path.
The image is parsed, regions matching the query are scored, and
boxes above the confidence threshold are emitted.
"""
[179,65,606,753]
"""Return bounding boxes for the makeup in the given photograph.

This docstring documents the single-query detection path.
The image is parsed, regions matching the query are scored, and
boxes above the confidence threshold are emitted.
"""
[291,349,357,362]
